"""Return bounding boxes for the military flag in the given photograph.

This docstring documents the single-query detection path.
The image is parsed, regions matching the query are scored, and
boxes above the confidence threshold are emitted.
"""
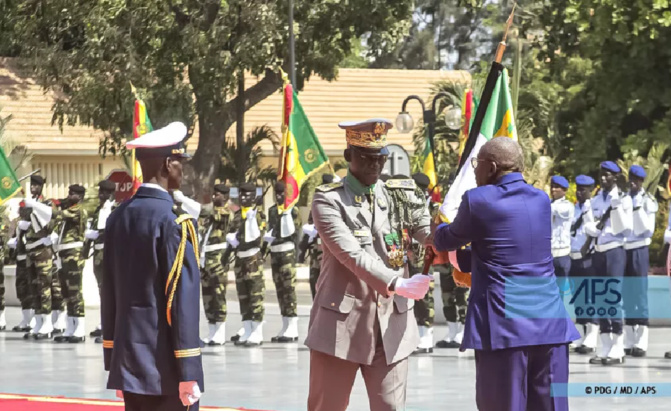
[420,130,440,202]
[0,146,21,205]
[441,63,517,222]
[278,81,330,210]
[130,84,153,196]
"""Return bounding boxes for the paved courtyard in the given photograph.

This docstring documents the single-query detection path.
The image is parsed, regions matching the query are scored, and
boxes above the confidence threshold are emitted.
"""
[2,283,671,410]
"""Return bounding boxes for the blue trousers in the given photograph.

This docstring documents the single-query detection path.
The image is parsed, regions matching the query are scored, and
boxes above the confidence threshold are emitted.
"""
[592,247,625,335]
[123,393,197,411]
[475,344,569,411]
[624,246,649,326]
[553,256,571,278]
[569,256,596,325]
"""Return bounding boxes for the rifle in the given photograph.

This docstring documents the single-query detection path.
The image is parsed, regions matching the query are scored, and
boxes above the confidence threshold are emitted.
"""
[570,210,586,238]
[17,169,41,183]
[580,205,612,257]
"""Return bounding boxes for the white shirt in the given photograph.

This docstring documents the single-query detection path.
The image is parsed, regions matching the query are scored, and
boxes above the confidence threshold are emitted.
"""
[585,187,633,247]
[625,190,657,248]
[570,199,594,256]
[551,196,574,256]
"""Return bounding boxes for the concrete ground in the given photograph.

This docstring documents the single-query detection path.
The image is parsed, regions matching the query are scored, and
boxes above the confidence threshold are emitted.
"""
[2,283,671,410]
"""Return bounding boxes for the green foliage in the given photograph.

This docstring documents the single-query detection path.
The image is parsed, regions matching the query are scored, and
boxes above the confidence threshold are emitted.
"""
[651,203,669,268]
[219,125,279,188]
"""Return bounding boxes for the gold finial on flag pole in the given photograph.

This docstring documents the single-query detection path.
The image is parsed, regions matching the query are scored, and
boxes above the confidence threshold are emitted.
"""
[495,3,517,63]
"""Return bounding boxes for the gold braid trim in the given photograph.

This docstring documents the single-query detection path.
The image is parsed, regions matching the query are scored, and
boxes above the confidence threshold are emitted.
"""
[166,217,199,327]
[174,348,201,358]
[102,340,114,349]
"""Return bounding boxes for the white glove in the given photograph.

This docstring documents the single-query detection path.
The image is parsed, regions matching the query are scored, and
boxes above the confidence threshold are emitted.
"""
[49,232,59,246]
[226,232,240,248]
[609,188,621,207]
[85,229,99,240]
[172,190,186,203]
[394,275,432,300]
[302,224,318,240]
[583,222,601,238]
[179,381,202,406]
[263,229,275,244]
[7,237,17,249]
[18,220,31,231]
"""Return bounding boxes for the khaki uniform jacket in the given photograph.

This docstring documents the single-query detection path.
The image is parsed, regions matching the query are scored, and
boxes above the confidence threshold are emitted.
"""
[304,176,430,366]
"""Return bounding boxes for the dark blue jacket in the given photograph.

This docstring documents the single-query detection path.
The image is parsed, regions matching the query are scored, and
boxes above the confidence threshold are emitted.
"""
[434,173,579,351]
[101,185,204,395]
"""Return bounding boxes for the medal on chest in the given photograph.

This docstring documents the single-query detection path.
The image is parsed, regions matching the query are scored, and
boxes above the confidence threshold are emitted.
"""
[384,231,405,269]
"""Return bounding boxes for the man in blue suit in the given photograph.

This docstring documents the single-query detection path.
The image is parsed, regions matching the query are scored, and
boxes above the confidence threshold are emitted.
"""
[102,122,204,411]
[434,137,579,411]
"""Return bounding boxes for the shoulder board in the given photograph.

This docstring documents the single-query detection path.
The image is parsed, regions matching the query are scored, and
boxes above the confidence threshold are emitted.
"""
[385,179,416,190]
[172,205,194,223]
[316,181,344,192]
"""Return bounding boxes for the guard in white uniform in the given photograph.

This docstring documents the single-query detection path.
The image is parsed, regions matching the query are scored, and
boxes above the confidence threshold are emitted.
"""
[623,165,657,357]
[584,161,633,366]
[550,175,574,278]
[570,175,599,354]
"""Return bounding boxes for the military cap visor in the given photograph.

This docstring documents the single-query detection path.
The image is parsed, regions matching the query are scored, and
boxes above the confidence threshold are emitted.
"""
[340,119,392,151]
[213,184,230,194]
[127,122,191,160]
[349,144,390,156]
[575,175,595,187]
[629,165,646,179]
[69,184,86,195]
[30,175,45,185]
[98,180,116,191]
[600,161,621,174]
[550,175,569,189]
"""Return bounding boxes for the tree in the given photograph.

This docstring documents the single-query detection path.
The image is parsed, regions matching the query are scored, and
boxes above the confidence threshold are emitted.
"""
[5,0,414,198]
[218,125,279,187]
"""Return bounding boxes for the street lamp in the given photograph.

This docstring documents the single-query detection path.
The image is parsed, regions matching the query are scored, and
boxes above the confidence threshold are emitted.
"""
[395,93,462,140]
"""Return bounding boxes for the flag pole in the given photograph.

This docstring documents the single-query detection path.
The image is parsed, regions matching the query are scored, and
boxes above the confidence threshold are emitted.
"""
[495,3,516,63]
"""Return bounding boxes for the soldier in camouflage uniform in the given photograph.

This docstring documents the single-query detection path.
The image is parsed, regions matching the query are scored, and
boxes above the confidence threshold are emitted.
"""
[84,180,117,342]
[434,264,469,348]
[8,205,35,332]
[23,175,64,340]
[227,182,266,347]
[265,181,301,343]
[53,184,88,343]
[199,183,232,346]
[298,174,335,300]
[408,173,440,354]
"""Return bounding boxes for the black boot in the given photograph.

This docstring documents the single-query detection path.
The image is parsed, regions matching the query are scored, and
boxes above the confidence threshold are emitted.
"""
[54,335,70,343]
[575,345,595,354]
[631,348,646,358]
[89,329,102,338]
[68,336,86,343]
[602,356,625,365]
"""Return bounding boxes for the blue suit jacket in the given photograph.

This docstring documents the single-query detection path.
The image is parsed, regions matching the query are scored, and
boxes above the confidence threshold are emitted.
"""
[434,173,579,351]
[101,186,204,395]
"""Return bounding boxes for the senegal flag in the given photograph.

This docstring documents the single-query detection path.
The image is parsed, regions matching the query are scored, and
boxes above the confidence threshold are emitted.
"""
[278,82,329,210]
[131,85,153,196]
[441,62,517,222]
[0,146,21,205]
[421,131,440,202]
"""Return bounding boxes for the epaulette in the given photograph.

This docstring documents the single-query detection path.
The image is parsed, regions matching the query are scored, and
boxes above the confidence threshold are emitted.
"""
[386,179,416,190]
[316,181,344,192]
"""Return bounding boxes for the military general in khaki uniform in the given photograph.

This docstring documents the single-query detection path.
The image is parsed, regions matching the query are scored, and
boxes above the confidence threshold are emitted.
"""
[305,119,433,411]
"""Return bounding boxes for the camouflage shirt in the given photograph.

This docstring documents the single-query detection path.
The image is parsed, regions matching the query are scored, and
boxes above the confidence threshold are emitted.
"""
[24,197,57,245]
[199,204,232,247]
[267,204,301,246]
[89,200,118,245]
[55,203,88,245]
[229,206,266,252]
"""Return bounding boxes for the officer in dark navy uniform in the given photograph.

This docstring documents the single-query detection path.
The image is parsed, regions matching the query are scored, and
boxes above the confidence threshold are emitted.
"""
[101,122,204,411]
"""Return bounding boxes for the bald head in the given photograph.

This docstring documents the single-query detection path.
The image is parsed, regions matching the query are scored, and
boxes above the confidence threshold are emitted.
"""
[480,137,524,173]
[475,137,524,187]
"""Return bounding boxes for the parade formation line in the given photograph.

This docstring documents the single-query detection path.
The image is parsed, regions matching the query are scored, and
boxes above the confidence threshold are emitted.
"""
[0,394,271,411]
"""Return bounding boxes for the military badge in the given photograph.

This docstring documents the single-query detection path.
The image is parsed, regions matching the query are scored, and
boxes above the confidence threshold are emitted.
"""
[384,232,405,268]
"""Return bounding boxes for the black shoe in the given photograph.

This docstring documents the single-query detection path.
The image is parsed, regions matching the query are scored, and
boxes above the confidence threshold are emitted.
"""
[34,332,53,340]
[575,346,595,354]
[231,335,241,343]
[53,328,64,334]
[413,347,433,355]
[435,340,460,349]
[208,340,225,346]
[632,348,646,358]
[0,325,5,331]
[23,332,34,340]
[14,325,31,333]
[271,336,280,343]
[94,337,103,344]
[624,348,633,356]
[89,329,102,338]
[589,356,604,364]
[234,339,246,346]
[243,341,262,347]
[54,335,70,343]
[602,356,625,365]
[665,351,671,359]
[68,336,86,343]
[276,336,298,343]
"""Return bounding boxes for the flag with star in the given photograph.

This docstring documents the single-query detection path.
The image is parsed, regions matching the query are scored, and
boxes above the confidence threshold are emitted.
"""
[278,81,330,210]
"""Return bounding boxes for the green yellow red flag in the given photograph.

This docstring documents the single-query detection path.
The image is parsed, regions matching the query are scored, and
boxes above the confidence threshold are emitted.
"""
[131,84,153,195]
[0,146,21,205]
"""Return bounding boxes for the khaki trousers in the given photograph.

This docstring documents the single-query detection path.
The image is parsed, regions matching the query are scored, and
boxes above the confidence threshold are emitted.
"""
[308,347,408,411]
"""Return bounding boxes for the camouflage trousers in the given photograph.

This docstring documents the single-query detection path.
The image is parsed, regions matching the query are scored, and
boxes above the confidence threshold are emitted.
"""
[410,263,435,327]
[58,249,85,317]
[436,264,469,323]
[201,250,229,323]
[270,248,297,317]
[233,252,265,322]
[93,249,104,293]
[308,248,322,300]
[15,258,35,310]
[27,247,63,315]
